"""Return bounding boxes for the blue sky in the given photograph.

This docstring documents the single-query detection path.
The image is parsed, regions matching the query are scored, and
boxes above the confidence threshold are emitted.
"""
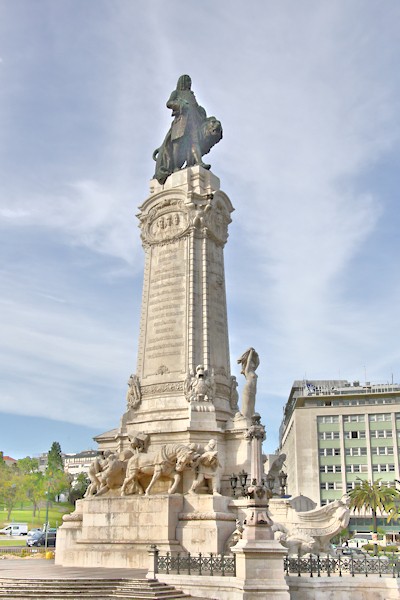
[1,1,400,459]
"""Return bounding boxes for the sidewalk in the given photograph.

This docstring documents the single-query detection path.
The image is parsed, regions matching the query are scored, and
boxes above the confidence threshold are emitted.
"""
[0,558,147,580]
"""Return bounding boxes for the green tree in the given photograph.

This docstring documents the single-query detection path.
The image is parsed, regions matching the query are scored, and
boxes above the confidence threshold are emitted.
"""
[68,472,89,504]
[47,442,63,472]
[17,457,44,517]
[45,442,70,502]
[0,468,25,520]
[349,479,400,555]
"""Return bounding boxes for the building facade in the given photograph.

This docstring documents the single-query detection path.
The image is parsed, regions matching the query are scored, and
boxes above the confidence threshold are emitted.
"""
[63,450,100,478]
[279,380,400,534]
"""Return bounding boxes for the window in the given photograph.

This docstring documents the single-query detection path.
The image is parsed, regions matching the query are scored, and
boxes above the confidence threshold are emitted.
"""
[346,481,361,491]
[321,482,342,490]
[370,413,391,422]
[319,431,340,440]
[318,415,339,424]
[320,465,341,473]
[372,446,394,456]
[372,464,396,473]
[372,430,393,439]
[347,430,366,439]
[319,448,341,457]
[344,447,367,457]
[346,464,368,473]
[344,415,365,423]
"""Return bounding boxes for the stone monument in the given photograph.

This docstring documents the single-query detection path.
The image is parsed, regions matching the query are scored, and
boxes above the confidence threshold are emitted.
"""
[56,75,251,570]
[55,77,349,600]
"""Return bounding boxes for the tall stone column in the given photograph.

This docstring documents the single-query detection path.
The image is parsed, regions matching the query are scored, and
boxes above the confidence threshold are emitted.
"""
[123,166,236,443]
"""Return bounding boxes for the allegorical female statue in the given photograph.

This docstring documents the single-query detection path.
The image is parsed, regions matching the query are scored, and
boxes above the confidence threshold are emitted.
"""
[153,74,223,184]
[237,347,260,418]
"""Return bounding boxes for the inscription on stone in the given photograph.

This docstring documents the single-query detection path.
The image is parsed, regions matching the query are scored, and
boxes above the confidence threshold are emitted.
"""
[143,240,187,376]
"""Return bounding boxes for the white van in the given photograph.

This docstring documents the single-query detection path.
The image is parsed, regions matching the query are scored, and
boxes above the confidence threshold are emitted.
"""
[0,523,28,536]
[345,533,373,548]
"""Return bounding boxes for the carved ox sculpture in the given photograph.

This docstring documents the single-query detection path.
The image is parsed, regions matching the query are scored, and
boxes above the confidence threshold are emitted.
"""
[121,443,196,496]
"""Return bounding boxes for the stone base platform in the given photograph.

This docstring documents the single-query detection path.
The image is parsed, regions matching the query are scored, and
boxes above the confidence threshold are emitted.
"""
[55,494,237,569]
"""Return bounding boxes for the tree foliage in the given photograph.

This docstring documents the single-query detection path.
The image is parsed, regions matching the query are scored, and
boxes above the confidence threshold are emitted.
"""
[0,442,71,519]
[45,442,69,501]
[349,478,400,553]
[47,442,63,472]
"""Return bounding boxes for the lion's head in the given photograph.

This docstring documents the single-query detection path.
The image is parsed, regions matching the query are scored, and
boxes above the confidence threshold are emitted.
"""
[200,117,223,156]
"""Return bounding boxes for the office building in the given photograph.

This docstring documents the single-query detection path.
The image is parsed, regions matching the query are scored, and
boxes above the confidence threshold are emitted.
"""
[279,379,400,536]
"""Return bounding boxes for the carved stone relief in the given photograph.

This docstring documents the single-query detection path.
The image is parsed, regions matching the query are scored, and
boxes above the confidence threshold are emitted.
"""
[126,374,142,410]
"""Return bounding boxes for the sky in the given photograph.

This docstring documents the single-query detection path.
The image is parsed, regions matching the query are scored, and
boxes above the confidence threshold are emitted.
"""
[1,1,400,460]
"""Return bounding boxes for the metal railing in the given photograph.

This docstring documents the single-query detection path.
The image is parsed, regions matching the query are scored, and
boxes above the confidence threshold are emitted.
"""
[284,553,400,578]
[150,546,236,577]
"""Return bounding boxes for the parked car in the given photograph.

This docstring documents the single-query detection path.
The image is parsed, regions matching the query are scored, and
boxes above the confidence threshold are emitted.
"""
[344,533,376,548]
[0,523,28,536]
[28,528,42,534]
[337,547,367,557]
[26,531,57,547]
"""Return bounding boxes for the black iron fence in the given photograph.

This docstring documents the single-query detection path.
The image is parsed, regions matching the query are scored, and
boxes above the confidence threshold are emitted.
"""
[150,546,236,577]
[284,554,400,578]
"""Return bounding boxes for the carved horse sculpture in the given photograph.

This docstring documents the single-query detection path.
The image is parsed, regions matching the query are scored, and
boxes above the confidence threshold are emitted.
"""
[121,443,196,496]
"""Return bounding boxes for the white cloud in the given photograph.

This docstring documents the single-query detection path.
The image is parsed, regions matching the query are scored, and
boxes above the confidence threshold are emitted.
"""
[1,2,400,454]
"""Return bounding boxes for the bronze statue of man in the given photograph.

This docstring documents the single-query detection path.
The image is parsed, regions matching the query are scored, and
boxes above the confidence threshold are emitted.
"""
[153,75,222,185]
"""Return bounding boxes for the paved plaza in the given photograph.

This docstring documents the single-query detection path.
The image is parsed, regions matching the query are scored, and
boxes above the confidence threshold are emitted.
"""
[0,558,147,580]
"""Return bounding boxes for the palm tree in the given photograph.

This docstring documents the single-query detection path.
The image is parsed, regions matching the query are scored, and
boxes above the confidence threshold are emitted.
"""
[349,478,400,555]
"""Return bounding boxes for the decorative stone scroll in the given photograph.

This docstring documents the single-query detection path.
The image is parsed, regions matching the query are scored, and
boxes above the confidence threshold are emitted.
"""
[141,381,184,396]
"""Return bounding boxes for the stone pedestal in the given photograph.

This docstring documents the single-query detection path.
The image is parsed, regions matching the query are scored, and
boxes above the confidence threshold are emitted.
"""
[55,495,185,569]
[176,494,236,554]
[232,539,290,600]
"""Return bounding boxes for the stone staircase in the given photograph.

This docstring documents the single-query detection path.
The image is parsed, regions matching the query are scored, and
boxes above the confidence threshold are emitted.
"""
[0,578,194,599]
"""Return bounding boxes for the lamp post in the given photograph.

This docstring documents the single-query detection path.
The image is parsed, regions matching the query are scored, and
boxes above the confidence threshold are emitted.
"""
[44,491,50,550]
[237,414,274,540]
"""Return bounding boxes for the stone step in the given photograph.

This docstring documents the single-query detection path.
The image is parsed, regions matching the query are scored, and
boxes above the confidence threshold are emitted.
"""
[0,578,192,599]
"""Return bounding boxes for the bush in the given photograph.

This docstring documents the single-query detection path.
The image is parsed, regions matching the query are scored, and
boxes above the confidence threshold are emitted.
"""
[363,544,398,553]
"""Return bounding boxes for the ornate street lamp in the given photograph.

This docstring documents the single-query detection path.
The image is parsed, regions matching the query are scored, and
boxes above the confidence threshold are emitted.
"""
[238,470,248,496]
[229,473,238,497]
[266,473,275,496]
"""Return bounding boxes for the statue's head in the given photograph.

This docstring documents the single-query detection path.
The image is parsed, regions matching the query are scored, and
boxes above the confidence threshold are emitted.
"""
[177,74,192,91]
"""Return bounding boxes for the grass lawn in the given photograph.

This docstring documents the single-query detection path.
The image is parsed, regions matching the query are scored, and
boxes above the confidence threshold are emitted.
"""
[0,539,26,547]
[0,502,74,530]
